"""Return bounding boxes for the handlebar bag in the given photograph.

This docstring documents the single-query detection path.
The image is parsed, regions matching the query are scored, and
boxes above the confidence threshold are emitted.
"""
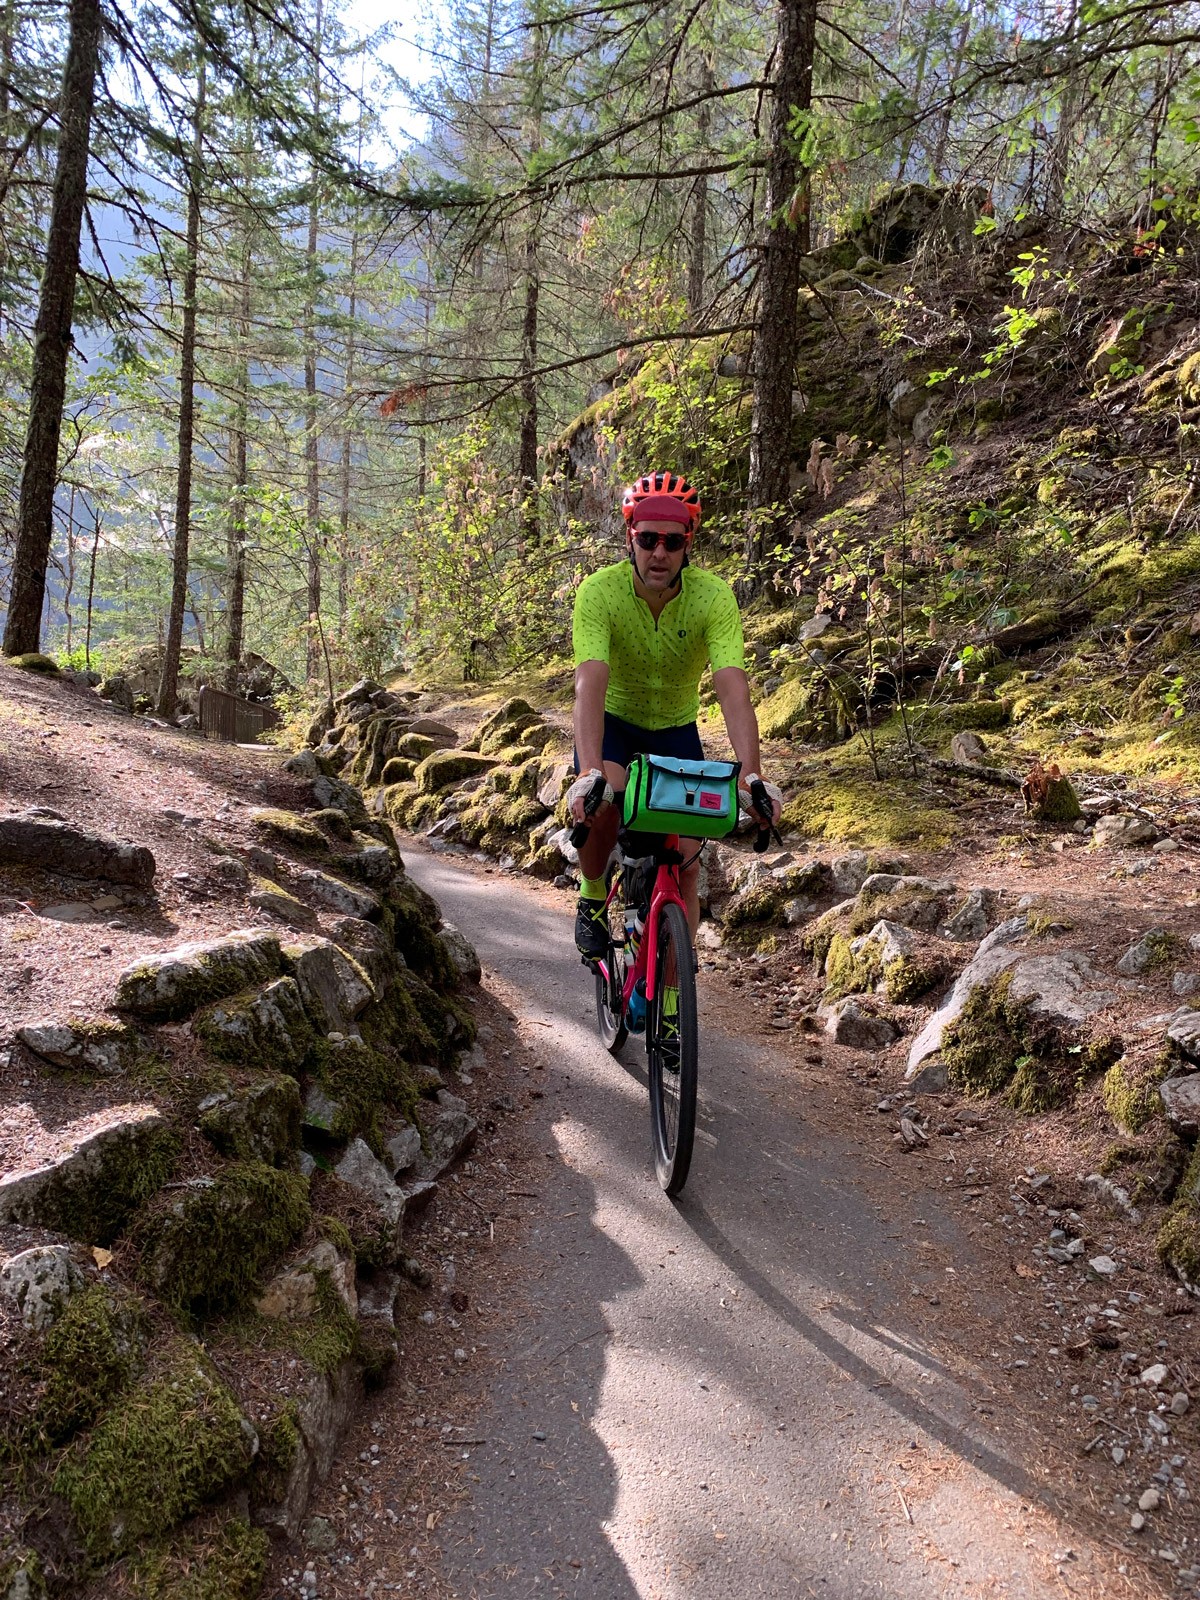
[623,754,741,839]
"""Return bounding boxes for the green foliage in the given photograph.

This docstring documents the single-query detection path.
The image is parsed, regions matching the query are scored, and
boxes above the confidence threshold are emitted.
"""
[128,1516,269,1600]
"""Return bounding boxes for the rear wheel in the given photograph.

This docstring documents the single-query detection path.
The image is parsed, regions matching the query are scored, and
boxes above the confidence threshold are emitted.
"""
[647,899,698,1196]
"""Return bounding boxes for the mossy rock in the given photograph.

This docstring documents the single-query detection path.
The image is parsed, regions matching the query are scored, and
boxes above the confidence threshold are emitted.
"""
[114,931,286,1022]
[1157,1145,1200,1292]
[396,733,436,762]
[8,652,59,674]
[380,757,416,786]
[1102,1048,1174,1135]
[824,932,881,998]
[940,972,1030,1099]
[194,978,313,1074]
[757,676,813,741]
[782,778,953,849]
[305,806,355,842]
[721,883,784,930]
[137,1163,311,1316]
[475,696,536,745]
[52,1344,258,1564]
[384,877,456,986]
[414,750,498,794]
[883,954,944,1004]
[479,714,544,757]
[126,1514,269,1600]
[198,1076,303,1167]
[305,1035,417,1146]
[33,1283,151,1449]
[249,1401,301,1510]
[248,809,329,853]
[394,967,475,1066]
[803,906,852,970]
[484,766,515,795]
[8,1115,181,1246]
[379,781,420,826]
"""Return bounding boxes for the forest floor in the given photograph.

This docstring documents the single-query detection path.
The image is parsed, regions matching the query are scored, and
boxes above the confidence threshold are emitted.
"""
[2,660,1199,1596]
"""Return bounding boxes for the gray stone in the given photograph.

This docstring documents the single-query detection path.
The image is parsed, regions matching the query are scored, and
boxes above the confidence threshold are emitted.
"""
[1153,837,1180,854]
[799,612,833,641]
[820,997,898,1049]
[907,931,1115,1080]
[0,1244,86,1330]
[40,902,98,923]
[1093,813,1159,848]
[851,917,917,968]
[782,897,819,926]
[285,936,376,1032]
[0,1104,170,1237]
[828,851,870,897]
[195,977,313,1073]
[385,1123,422,1175]
[855,874,957,931]
[1117,930,1172,976]
[0,812,155,886]
[1084,1173,1141,1222]
[256,1237,357,1321]
[1088,1254,1119,1277]
[439,923,481,983]
[115,929,285,1020]
[942,887,997,943]
[950,730,988,763]
[906,1059,949,1094]
[411,1090,477,1181]
[305,1514,340,1553]
[1167,1008,1200,1062]
[1140,1368,1169,1393]
[1159,1074,1200,1139]
[335,1138,407,1226]
[311,773,371,824]
[255,1361,363,1540]
[537,760,573,810]
[295,867,380,920]
[283,750,321,779]
[347,837,393,884]
[17,1016,138,1075]
[250,877,315,929]
[302,1083,342,1135]
[1173,971,1200,997]
[407,717,458,744]
[329,919,397,994]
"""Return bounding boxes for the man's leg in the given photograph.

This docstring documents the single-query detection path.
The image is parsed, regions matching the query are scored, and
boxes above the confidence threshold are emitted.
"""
[679,838,702,940]
[574,760,627,959]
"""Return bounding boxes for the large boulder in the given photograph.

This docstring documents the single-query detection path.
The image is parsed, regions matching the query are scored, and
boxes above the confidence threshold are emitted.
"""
[1160,1074,1200,1140]
[294,867,380,920]
[114,930,285,1020]
[0,1244,87,1331]
[0,1104,177,1243]
[1093,812,1159,848]
[820,998,898,1049]
[906,918,1116,1081]
[0,812,155,887]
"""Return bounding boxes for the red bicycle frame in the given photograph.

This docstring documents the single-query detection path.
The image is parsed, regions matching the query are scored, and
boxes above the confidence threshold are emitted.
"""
[598,833,687,1008]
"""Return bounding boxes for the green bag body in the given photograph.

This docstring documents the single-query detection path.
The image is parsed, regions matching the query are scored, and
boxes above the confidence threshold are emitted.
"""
[622,754,741,839]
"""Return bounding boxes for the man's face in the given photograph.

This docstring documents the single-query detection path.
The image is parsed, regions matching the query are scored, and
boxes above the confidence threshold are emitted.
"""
[629,519,689,592]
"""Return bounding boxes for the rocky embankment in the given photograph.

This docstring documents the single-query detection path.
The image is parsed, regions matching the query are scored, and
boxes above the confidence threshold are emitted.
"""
[319,683,1200,1304]
[0,740,484,1597]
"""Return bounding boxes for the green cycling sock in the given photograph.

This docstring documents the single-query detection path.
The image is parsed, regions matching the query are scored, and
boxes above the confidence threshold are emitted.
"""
[579,874,607,901]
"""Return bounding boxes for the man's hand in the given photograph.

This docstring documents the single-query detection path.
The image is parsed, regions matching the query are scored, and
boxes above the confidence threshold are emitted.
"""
[567,769,614,824]
[739,772,783,827]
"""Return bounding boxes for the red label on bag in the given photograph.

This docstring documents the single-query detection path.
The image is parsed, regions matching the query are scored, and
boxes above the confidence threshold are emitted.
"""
[699,790,720,809]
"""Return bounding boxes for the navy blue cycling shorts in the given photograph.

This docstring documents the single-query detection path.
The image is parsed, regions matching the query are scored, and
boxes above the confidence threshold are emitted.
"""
[573,711,704,774]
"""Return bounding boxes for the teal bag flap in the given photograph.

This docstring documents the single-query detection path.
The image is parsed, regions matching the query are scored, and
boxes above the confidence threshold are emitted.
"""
[646,756,738,818]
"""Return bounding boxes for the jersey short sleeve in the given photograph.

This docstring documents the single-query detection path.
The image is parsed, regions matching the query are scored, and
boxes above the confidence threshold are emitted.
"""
[572,571,611,667]
[702,576,746,673]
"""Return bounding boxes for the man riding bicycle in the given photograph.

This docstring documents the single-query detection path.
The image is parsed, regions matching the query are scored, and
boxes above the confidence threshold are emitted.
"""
[568,471,783,961]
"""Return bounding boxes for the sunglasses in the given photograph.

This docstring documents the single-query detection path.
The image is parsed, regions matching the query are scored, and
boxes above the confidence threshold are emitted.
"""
[633,529,688,552]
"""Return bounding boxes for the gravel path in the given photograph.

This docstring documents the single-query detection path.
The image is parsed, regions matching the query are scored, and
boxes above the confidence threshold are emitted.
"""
[402,846,1155,1600]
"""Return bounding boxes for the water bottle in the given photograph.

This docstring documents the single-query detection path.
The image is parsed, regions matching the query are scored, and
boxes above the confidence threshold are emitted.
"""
[626,977,648,1034]
[623,906,644,959]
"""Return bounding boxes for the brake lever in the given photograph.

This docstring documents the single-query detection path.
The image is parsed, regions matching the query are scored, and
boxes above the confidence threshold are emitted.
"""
[749,779,783,855]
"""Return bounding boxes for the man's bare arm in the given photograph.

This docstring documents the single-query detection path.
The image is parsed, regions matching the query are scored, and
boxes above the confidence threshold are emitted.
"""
[573,659,610,776]
[712,666,782,823]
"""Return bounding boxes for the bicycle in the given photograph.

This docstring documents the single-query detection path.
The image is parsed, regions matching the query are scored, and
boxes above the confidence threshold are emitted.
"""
[571,773,777,1196]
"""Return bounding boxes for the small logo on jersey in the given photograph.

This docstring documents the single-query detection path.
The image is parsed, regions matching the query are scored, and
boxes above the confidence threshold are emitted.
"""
[699,791,720,810]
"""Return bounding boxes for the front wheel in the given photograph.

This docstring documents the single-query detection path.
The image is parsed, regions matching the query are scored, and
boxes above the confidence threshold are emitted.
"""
[647,899,698,1196]
[594,867,628,1053]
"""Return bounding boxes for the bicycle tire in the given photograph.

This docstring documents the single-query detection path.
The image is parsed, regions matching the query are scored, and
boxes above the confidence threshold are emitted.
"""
[646,899,698,1195]
[594,870,628,1053]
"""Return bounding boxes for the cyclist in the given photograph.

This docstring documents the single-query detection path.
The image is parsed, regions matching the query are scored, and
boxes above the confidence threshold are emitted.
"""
[568,470,783,961]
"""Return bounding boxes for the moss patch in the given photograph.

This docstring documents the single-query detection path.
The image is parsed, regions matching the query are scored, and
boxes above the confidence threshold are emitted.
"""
[53,1345,257,1564]
[414,751,497,793]
[1102,1048,1173,1134]
[250,1400,300,1510]
[36,1284,151,1447]
[291,1271,358,1373]
[194,979,313,1074]
[883,954,945,1004]
[941,972,1030,1099]
[782,776,953,849]
[46,1121,180,1246]
[137,1163,311,1317]
[198,1076,302,1167]
[305,1036,415,1147]
[127,1515,269,1600]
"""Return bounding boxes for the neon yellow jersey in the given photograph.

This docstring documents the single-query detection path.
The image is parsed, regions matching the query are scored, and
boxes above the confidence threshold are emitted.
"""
[572,560,746,729]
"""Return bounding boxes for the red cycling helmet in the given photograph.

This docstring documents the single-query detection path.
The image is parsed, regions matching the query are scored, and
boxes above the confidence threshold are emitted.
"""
[621,471,702,533]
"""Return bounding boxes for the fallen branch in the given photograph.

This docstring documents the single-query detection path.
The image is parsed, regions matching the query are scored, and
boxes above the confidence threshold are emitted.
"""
[929,757,1023,790]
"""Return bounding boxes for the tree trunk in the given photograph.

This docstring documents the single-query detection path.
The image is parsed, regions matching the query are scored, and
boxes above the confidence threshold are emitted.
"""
[687,52,714,319]
[518,209,541,545]
[158,63,206,719]
[743,0,817,580]
[304,0,324,683]
[1043,0,1080,217]
[3,0,101,657]
[224,137,253,691]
